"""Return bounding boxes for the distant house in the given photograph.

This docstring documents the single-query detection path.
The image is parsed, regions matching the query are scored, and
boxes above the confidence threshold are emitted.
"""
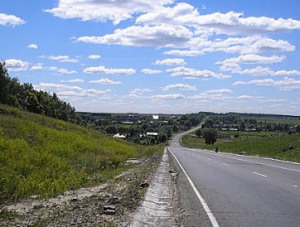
[122,121,134,125]
[152,115,159,120]
[113,133,126,139]
[146,132,159,137]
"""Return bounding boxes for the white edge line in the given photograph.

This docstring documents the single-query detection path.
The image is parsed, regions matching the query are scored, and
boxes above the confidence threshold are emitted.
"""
[168,148,220,227]
[252,172,267,178]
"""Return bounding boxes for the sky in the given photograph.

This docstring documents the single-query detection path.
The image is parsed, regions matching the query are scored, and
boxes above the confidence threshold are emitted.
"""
[1,0,300,115]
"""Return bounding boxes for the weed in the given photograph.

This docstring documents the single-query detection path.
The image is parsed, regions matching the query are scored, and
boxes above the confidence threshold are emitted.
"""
[0,104,162,203]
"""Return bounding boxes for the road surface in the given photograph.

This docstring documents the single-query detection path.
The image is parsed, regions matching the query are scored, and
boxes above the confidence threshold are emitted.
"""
[169,130,300,227]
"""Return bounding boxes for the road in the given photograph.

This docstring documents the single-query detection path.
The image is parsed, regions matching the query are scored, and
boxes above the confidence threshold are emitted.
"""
[169,130,300,227]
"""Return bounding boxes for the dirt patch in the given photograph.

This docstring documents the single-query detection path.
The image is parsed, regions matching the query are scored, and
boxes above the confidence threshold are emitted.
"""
[0,154,162,227]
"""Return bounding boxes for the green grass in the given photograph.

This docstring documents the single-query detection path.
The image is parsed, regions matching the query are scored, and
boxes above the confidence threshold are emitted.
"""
[0,104,163,203]
[241,116,299,125]
[182,131,300,162]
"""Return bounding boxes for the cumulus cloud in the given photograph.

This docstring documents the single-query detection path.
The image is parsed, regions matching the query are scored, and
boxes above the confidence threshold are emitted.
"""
[188,89,233,101]
[191,11,300,35]
[60,79,84,83]
[0,13,25,26]
[151,94,185,99]
[220,64,300,77]
[48,67,77,74]
[84,66,136,75]
[35,83,111,97]
[45,0,174,25]
[127,88,153,97]
[162,83,197,91]
[141,69,162,74]
[5,59,29,71]
[137,4,300,35]
[233,77,300,91]
[28,44,38,49]
[89,78,122,85]
[136,2,199,25]
[167,66,231,79]
[30,63,44,71]
[88,55,101,60]
[165,36,295,57]
[155,58,186,66]
[216,54,285,66]
[76,24,192,47]
[45,55,78,63]
[205,89,233,94]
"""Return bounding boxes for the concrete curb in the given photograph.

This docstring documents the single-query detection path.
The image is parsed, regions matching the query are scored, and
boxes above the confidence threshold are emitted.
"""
[130,149,175,227]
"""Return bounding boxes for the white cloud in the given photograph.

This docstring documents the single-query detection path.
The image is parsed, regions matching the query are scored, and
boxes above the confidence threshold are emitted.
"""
[60,79,84,83]
[165,36,295,57]
[187,88,233,101]
[151,94,185,99]
[155,58,186,66]
[233,77,300,91]
[239,67,273,76]
[35,83,111,97]
[127,88,153,97]
[136,2,199,25]
[191,11,300,35]
[48,67,77,74]
[162,83,197,91]
[30,63,44,71]
[84,66,136,75]
[272,70,300,76]
[206,89,233,94]
[88,55,101,60]
[237,95,253,99]
[141,69,162,74]
[5,59,29,71]
[167,66,231,79]
[163,49,202,57]
[216,54,285,66]
[137,4,300,35]
[221,65,300,77]
[76,24,192,47]
[0,13,25,26]
[89,78,122,85]
[28,44,38,49]
[47,55,78,63]
[45,0,174,25]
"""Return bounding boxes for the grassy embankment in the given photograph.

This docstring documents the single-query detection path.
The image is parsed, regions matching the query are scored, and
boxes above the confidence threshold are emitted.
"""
[182,130,300,162]
[0,104,163,204]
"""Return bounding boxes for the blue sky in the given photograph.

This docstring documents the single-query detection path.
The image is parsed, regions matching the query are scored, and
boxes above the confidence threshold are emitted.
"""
[1,0,300,115]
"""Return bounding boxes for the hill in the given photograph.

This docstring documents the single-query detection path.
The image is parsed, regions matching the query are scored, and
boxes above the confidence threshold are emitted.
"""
[0,104,163,204]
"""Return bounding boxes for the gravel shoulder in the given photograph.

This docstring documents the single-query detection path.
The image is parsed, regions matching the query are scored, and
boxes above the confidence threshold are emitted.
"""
[0,153,164,227]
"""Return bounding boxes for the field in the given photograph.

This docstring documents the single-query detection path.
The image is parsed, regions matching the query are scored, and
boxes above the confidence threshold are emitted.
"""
[0,104,163,203]
[182,130,300,163]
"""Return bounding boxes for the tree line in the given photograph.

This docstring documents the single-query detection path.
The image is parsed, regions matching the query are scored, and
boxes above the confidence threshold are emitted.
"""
[0,62,81,123]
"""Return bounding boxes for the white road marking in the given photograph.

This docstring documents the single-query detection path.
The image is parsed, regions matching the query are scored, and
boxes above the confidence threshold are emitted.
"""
[169,149,220,227]
[294,185,298,188]
[207,158,212,161]
[220,155,300,173]
[222,163,228,166]
[253,172,267,178]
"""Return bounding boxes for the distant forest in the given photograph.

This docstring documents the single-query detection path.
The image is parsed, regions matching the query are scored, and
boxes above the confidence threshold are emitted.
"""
[0,62,81,124]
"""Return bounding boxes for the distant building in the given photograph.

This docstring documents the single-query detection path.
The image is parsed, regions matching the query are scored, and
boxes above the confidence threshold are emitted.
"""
[113,133,126,139]
[152,115,159,120]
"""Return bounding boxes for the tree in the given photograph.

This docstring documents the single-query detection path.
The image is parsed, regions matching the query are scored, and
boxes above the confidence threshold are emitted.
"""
[106,125,118,134]
[189,117,200,126]
[195,128,202,138]
[184,120,192,129]
[203,129,217,145]
[0,62,10,104]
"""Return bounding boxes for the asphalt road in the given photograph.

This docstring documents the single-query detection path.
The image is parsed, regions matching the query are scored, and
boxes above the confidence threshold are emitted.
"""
[169,131,300,227]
